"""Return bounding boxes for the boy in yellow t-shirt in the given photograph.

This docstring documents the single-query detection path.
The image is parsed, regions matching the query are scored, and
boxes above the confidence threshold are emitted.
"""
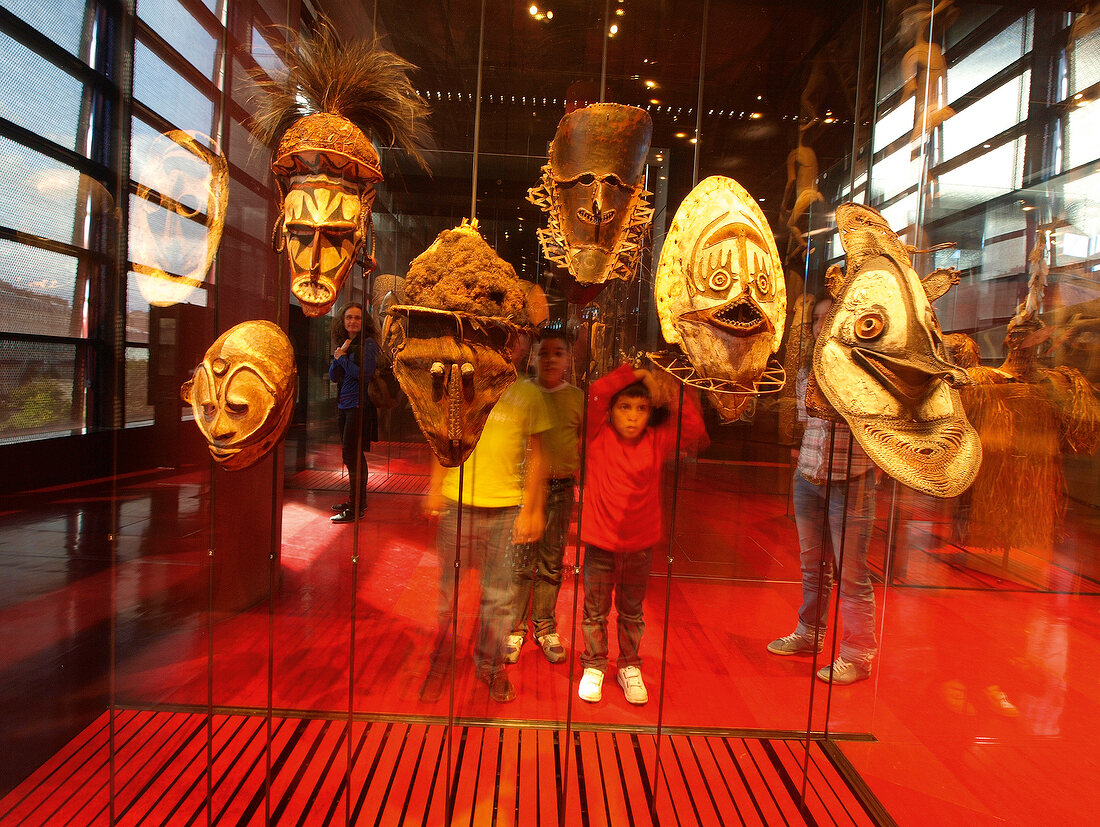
[420,334,551,704]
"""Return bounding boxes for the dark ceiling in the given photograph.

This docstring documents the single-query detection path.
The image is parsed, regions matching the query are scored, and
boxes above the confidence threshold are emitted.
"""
[313,0,877,278]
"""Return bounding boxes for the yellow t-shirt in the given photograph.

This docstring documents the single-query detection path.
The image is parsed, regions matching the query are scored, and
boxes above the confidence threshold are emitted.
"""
[536,379,584,479]
[442,377,551,507]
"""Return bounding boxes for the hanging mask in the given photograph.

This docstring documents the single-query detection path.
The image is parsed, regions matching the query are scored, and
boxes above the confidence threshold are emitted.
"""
[654,176,786,422]
[271,113,381,317]
[130,130,228,307]
[181,320,297,471]
[384,308,518,467]
[813,203,981,498]
[527,103,653,300]
[386,219,532,466]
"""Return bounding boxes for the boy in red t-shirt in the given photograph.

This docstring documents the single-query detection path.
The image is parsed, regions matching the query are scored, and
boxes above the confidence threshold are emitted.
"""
[577,364,706,704]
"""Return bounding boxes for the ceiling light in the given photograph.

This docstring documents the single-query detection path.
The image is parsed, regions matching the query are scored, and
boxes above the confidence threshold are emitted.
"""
[609,23,618,35]
[529,4,538,15]
[675,131,687,138]
[689,137,698,144]
[650,98,659,104]
[616,7,624,15]
[645,80,657,89]
[750,112,763,119]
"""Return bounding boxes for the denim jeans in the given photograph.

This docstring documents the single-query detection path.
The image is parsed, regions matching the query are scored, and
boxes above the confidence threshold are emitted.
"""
[427,502,519,676]
[511,481,574,637]
[792,471,878,664]
[580,544,652,673]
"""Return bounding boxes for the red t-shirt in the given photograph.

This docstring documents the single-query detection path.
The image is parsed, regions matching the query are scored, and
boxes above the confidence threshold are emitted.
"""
[580,365,707,552]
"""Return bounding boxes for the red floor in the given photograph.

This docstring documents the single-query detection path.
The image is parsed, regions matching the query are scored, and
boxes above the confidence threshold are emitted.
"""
[2,443,1099,824]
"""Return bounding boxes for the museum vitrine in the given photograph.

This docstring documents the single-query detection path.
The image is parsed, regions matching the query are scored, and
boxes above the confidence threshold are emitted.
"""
[1,0,1098,823]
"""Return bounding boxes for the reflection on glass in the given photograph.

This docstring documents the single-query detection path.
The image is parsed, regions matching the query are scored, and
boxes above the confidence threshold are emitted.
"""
[129,129,227,307]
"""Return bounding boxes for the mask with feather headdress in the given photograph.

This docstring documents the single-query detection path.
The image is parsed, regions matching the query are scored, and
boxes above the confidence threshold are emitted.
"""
[252,22,430,317]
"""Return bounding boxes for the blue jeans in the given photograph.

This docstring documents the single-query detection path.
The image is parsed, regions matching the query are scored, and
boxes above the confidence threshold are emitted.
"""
[511,480,574,637]
[792,471,877,664]
[428,502,519,675]
[580,544,652,673]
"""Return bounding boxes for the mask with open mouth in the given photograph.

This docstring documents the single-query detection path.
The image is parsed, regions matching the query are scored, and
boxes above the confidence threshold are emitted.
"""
[527,103,653,300]
[180,321,297,471]
[654,176,786,421]
[813,203,981,498]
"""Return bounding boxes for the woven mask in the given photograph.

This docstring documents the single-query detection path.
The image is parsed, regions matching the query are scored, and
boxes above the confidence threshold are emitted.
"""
[654,176,786,421]
[813,203,981,498]
[130,130,228,307]
[527,103,653,300]
[181,321,297,471]
[384,307,518,467]
[271,113,380,317]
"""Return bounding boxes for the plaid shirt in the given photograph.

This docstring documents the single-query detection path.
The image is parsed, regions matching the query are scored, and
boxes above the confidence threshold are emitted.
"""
[795,369,877,484]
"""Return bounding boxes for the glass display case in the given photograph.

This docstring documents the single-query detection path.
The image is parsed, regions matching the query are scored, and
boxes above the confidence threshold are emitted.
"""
[2,0,1098,823]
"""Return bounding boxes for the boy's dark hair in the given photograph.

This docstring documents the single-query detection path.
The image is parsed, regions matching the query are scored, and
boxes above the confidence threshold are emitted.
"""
[611,381,670,428]
[537,320,570,344]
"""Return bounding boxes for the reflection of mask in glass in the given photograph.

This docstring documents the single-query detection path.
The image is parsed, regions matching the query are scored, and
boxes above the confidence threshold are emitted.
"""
[528,103,653,297]
[272,113,381,318]
[384,308,518,467]
[130,130,228,307]
[180,320,297,471]
[813,203,981,498]
[655,176,786,422]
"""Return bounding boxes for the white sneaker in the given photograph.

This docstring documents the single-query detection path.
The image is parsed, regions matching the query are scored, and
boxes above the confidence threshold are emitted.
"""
[578,667,604,702]
[617,666,648,705]
[502,633,524,664]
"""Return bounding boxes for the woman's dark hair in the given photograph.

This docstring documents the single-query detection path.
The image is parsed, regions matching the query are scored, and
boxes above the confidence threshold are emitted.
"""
[330,302,379,349]
[611,381,670,428]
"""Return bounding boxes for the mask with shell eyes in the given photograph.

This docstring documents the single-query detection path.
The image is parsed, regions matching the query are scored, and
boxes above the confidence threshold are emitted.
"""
[812,202,981,498]
[654,176,786,421]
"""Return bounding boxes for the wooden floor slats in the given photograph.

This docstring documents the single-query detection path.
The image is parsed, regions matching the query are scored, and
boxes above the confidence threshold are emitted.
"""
[0,710,889,826]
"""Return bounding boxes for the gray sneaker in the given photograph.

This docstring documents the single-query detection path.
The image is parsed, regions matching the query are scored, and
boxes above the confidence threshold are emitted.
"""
[502,633,524,664]
[767,631,824,656]
[816,656,871,685]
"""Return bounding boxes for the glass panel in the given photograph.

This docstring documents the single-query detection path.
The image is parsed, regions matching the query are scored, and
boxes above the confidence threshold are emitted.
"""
[133,41,216,134]
[1066,97,1100,170]
[0,33,85,153]
[0,339,83,442]
[0,136,81,243]
[0,0,88,57]
[137,0,219,79]
[936,137,1025,213]
[945,16,1028,102]
[124,346,155,425]
[0,238,83,338]
[874,98,915,154]
[941,70,1030,162]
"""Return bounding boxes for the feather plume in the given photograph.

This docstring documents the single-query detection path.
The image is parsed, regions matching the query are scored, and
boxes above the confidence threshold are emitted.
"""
[250,20,430,171]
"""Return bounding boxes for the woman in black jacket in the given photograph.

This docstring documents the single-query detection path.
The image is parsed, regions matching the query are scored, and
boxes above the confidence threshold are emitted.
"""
[328,302,379,523]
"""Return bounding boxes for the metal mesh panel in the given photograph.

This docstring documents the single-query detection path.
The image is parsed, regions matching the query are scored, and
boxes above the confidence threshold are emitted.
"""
[0,238,82,338]
[0,338,83,442]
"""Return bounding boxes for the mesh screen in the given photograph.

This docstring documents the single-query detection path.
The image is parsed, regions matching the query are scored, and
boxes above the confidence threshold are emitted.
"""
[0,0,86,57]
[0,338,83,442]
[0,238,83,337]
[0,32,85,153]
[125,346,154,425]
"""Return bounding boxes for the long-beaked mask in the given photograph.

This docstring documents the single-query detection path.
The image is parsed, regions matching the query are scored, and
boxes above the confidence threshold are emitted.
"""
[130,130,228,307]
[813,203,981,498]
[383,308,519,467]
[271,113,380,317]
[181,321,297,471]
[654,176,786,421]
[528,103,653,299]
